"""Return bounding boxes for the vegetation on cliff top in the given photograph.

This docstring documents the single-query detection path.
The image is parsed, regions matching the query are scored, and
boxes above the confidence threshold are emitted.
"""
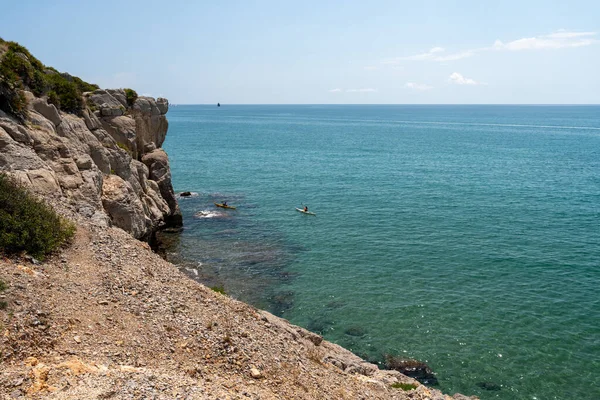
[124,88,138,107]
[0,37,99,120]
[0,173,75,259]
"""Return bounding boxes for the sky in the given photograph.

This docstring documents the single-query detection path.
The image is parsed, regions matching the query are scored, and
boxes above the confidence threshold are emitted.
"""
[0,0,599,104]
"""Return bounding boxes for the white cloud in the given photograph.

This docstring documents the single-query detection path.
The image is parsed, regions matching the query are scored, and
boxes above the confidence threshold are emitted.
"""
[363,66,379,70]
[394,46,477,63]
[328,88,343,92]
[493,30,597,51]
[405,82,433,91]
[392,30,597,64]
[346,88,377,93]
[434,50,476,61]
[548,30,597,39]
[448,72,480,85]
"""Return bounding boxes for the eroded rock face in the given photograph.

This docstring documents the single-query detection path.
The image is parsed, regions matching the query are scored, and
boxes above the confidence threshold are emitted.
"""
[0,90,182,240]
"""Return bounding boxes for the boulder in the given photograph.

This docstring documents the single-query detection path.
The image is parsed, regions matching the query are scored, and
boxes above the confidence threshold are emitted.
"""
[82,109,103,131]
[99,115,137,156]
[30,98,62,127]
[384,356,438,385]
[25,169,62,195]
[133,97,161,115]
[101,174,147,239]
[0,118,33,145]
[106,89,128,108]
[141,149,182,227]
[100,105,124,117]
[87,90,123,110]
[156,98,169,114]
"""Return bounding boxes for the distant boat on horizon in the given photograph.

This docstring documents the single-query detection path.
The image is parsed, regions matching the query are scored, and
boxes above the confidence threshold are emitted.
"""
[217,102,220,107]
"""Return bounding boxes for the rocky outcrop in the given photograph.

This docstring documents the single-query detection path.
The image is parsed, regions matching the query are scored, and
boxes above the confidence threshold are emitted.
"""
[0,89,181,240]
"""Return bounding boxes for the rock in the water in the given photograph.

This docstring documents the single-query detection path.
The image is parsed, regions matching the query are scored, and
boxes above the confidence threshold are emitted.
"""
[477,381,502,391]
[385,356,438,385]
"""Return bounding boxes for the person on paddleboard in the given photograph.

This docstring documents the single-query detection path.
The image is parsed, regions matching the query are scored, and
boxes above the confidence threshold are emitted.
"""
[303,205,308,212]
[223,201,227,206]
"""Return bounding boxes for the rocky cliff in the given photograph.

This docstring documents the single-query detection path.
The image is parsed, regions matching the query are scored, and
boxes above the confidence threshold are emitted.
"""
[0,88,182,240]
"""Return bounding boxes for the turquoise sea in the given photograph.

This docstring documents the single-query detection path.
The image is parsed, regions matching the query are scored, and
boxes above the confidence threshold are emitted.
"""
[162,105,600,400]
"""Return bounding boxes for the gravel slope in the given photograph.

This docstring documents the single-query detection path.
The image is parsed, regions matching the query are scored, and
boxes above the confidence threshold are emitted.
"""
[0,207,476,400]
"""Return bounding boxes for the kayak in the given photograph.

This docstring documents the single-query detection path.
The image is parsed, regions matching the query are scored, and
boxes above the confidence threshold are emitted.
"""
[295,207,316,216]
[214,202,236,209]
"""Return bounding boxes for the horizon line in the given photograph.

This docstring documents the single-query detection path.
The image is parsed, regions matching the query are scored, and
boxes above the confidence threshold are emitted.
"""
[168,103,600,106]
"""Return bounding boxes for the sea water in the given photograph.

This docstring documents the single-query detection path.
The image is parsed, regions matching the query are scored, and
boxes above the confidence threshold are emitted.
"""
[162,105,600,400]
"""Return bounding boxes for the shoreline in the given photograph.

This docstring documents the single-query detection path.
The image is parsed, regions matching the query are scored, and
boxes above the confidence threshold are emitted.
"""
[1,201,476,399]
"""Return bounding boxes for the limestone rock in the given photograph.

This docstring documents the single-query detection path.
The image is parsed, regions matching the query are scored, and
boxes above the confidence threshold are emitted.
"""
[100,115,137,156]
[132,97,161,115]
[88,89,123,110]
[249,367,262,379]
[141,149,182,227]
[156,97,169,114]
[30,98,62,127]
[0,118,33,145]
[100,106,123,117]
[82,109,103,131]
[0,89,180,240]
[101,174,148,239]
[106,89,128,108]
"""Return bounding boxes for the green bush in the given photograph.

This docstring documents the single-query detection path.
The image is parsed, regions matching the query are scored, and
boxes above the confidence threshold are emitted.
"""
[124,88,138,107]
[45,73,83,114]
[210,285,226,295]
[47,90,59,108]
[73,76,99,93]
[0,79,28,121]
[0,39,98,118]
[30,69,48,96]
[0,51,34,85]
[0,173,75,259]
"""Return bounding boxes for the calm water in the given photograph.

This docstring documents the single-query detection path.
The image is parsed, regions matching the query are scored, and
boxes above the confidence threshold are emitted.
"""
[162,105,600,400]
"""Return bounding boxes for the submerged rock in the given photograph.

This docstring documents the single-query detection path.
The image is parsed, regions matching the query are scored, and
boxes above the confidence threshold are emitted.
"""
[385,355,439,385]
[477,381,502,391]
[344,325,367,337]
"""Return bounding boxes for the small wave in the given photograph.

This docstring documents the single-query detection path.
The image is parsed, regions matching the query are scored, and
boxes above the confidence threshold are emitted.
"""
[185,267,199,276]
[194,210,228,219]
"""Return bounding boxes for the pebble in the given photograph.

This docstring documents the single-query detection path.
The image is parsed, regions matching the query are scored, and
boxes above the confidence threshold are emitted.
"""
[249,367,262,379]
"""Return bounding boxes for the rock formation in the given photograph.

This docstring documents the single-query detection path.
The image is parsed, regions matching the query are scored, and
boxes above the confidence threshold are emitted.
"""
[0,88,182,240]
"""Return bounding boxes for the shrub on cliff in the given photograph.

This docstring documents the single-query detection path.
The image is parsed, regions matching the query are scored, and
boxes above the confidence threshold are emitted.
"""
[45,72,84,114]
[0,78,28,121]
[0,173,75,259]
[0,38,99,118]
[124,88,138,107]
